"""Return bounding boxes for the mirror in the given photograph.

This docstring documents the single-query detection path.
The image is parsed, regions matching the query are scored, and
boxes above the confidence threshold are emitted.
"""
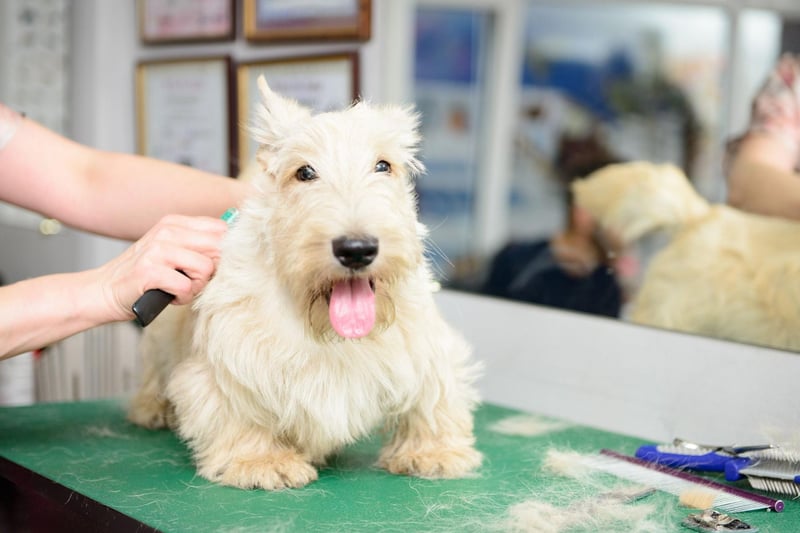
[3,0,799,355]
[412,1,800,351]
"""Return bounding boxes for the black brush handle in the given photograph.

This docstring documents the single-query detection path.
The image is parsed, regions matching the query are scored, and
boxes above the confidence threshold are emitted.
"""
[131,268,188,327]
[131,288,175,327]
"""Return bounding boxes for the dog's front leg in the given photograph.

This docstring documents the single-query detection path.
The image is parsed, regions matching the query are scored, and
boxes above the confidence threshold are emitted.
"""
[378,400,482,479]
[377,327,482,479]
[168,358,318,490]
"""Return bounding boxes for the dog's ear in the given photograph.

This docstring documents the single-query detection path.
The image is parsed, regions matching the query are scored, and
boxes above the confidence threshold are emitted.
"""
[380,104,421,150]
[249,75,312,152]
[369,103,425,178]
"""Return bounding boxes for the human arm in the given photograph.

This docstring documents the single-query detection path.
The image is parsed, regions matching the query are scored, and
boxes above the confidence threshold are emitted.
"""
[726,134,800,219]
[0,105,253,359]
[725,54,800,219]
[0,214,227,360]
[0,108,251,240]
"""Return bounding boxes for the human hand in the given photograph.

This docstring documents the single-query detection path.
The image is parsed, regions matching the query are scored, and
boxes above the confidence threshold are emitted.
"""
[551,206,627,278]
[92,214,228,322]
[550,206,604,277]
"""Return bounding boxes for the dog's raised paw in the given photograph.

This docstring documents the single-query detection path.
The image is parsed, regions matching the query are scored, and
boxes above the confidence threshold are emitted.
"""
[379,445,482,479]
[217,452,319,490]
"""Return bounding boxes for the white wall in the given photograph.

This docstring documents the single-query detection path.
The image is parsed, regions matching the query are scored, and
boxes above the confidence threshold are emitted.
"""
[436,289,800,445]
[67,0,394,271]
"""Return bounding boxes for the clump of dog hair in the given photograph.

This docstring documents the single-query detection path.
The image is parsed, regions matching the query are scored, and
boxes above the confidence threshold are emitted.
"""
[496,447,665,532]
[505,496,659,533]
[541,448,598,480]
[488,414,573,437]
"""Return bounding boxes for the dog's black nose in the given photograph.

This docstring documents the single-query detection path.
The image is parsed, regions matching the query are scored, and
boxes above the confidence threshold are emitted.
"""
[332,236,379,269]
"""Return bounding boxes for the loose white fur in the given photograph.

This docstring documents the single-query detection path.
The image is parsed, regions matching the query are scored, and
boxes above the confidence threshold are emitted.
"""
[573,161,800,352]
[128,77,483,490]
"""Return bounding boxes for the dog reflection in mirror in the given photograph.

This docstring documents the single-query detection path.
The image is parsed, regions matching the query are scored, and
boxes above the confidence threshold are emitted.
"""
[574,161,800,352]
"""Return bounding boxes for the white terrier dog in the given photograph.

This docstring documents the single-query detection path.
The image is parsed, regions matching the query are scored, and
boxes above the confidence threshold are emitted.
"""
[128,77,483,490]
[573,161,800,352]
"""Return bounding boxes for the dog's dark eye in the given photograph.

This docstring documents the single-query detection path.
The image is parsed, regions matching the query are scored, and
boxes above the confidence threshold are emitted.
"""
[375,160,391,173]
[296,165,318,182]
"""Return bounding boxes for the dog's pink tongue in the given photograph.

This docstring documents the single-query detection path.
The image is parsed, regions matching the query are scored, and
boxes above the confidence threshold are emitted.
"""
[329,279,375,338]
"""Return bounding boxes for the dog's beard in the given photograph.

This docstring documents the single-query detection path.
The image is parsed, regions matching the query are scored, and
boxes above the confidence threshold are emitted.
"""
[307,282,396,343]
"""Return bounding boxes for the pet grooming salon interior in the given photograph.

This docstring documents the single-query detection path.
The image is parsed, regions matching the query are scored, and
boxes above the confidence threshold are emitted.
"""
[2,0,800,531]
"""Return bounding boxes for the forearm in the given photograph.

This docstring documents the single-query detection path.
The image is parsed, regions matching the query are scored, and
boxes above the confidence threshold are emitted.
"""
[0,116,252,240]
[0,269,111,360]
[726,135,800,219]
[77,151,250,240]
[0,214,228,360]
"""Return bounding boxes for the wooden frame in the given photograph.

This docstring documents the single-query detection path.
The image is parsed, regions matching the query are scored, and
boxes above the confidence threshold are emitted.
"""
[135,56,236,177]
[236,52,360,169]
[138,0,235,44]
[243,0,370,42]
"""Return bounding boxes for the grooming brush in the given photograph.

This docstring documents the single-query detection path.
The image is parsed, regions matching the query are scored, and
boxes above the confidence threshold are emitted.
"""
[132,207,239,327]
[636,442,800,498]
[576,449,784,513]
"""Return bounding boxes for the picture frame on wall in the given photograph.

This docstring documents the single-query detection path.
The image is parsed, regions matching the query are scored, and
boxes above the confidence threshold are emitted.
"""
[236,52,360,168]
[136,56,236,177]
[138,0,235,44]
[243,0,370,43]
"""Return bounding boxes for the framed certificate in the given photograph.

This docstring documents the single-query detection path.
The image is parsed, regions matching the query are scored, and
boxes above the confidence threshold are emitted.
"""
[236,53,359,168]
[139,0,235,44]
[243,0,370,42]
[136,57,236,176]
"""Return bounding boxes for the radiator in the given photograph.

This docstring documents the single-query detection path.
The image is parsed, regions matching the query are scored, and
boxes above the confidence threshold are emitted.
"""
[27,322,143,404]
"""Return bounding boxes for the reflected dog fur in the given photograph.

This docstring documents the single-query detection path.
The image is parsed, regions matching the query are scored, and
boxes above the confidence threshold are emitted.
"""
[128,78,483,490]
[573,161,800,352]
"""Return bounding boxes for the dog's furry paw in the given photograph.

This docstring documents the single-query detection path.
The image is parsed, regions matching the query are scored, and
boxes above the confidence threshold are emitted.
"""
[379,444,482,479]
[216,451,319,490]
[127,396,172,429]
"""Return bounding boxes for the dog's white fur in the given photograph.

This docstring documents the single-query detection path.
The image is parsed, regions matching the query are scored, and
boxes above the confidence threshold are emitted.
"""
[573,161,800,352]
[128,78,483,490]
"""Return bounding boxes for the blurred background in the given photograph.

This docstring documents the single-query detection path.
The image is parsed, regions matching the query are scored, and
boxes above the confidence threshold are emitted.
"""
[1,0,798,405]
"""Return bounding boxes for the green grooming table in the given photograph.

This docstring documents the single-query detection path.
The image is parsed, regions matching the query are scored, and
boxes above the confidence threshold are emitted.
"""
[0,400,795,532]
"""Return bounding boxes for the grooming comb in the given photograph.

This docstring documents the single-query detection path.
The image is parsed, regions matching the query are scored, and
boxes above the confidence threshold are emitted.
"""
[574,449,784,513]
[636,442,800,498]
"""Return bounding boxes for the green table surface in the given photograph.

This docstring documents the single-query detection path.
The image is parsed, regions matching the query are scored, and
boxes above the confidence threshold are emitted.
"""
[0,399,796,532]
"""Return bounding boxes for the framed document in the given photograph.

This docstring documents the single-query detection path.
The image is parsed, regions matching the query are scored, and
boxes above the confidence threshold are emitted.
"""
[136,57,236,176]
[243,0,370,42]
[139,0,235,44]
[236,53,359,167]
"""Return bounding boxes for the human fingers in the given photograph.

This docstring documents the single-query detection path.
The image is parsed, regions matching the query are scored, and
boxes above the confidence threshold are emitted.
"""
[98,216,229,321]
[140,245,219,304]
[137,215,228,259]
[551,234,599,278]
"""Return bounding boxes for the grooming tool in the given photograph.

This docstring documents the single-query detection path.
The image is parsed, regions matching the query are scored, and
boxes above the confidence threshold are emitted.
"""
[580,449,784,513]
[596,486,657,504]
[671,438,775,455]
[636,442,800,497]
[682,509,758,533]
[132,208,239,327]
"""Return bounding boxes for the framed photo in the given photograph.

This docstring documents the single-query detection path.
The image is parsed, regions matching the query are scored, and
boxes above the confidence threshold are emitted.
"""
[236,52,359,168]
[136,57,236,177]
[138,0,235,44]
[243,0,370,42]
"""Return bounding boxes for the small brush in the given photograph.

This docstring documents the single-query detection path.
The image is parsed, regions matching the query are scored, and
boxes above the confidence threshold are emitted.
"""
[580,449,784,513]
[132,208,239,327]
[636,442,800,497]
